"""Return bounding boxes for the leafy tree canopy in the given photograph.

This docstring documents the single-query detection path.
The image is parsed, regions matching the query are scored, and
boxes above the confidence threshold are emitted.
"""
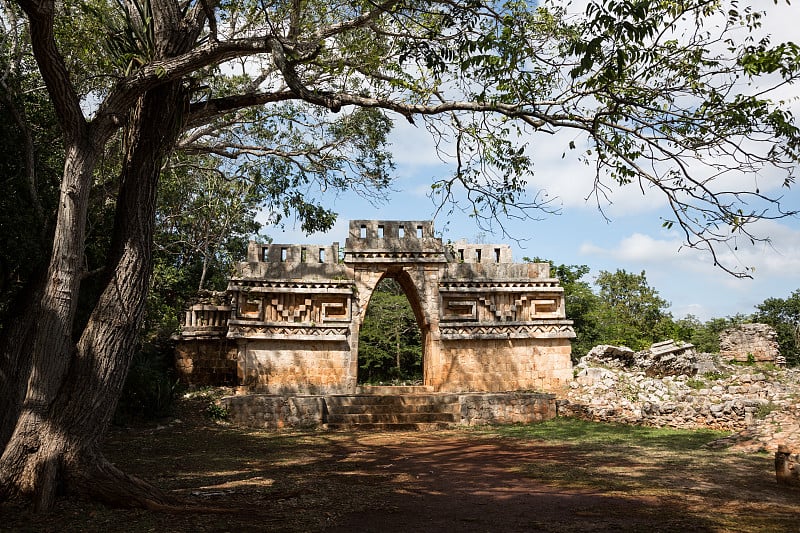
[16,0,797,272]
[754,289,800,366]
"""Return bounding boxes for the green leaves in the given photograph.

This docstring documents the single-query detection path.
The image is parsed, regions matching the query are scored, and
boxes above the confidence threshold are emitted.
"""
[19,0,799,281]
[96,0,156,75]
[754,289,800,366]
[358,279,423,384]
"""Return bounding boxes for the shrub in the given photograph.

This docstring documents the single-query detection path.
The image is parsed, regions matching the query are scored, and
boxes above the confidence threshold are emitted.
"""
[114,343,179,424]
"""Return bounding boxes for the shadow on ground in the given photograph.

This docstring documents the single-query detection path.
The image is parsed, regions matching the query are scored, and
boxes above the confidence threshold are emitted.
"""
[2,414,797,532]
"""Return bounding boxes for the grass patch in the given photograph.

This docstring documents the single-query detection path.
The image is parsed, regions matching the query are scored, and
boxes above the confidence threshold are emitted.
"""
[469,418,740,496]
[685,378,706,390]
[470,417,729,452]
[703,370,726,381]
[755,401,779,420]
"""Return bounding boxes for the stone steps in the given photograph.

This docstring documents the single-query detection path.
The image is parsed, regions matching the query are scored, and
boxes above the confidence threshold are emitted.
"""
[326,412,457,424]
[325,422,455,431]
[356,385,434,395]
[330,403,460,415]
[325,393,459,430]
[326,394,460,406]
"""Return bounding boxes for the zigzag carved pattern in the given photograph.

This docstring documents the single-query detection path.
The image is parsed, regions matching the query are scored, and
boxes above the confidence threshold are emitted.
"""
[440,324,575,336]
[439,281,560,289]
[229,325,348,337]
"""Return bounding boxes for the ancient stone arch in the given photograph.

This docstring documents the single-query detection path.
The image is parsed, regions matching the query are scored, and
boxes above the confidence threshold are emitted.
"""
[176,220,575,393]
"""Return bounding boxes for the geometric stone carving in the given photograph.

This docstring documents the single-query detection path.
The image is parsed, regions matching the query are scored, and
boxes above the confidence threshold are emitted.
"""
[176,219,575,394]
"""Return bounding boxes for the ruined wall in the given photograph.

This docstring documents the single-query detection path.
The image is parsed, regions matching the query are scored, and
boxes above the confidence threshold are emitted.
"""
[719,323,781,363]
[564,351,800,453]
[175,294,237,385]
[175,340,238,386]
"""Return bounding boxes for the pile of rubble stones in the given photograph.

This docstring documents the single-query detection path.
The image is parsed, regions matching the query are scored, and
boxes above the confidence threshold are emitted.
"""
[559,342,800,453]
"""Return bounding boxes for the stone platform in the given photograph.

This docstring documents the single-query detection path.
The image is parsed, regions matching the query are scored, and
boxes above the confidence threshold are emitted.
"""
[220,389,556,430]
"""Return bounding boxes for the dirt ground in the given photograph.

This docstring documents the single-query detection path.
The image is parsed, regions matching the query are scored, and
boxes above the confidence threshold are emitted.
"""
[2,399,798,532]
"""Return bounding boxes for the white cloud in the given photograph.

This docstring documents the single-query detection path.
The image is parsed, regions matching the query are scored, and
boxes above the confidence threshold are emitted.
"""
[579,232,686,264]
[525,130,670,216]
[707,220,800,278]
[576,218,800,320]
[580,218,800,278]
[388,120,451,172]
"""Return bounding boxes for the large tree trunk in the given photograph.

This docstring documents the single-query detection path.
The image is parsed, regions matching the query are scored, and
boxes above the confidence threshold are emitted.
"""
[0,82,186,511]
[0,0,204,510]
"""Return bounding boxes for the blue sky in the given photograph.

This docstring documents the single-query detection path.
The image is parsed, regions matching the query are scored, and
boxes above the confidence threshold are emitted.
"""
[263,1,800,322]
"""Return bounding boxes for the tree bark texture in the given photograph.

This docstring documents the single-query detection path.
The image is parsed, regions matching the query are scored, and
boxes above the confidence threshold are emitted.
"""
[0,82,187,510]
[0,0,206,509]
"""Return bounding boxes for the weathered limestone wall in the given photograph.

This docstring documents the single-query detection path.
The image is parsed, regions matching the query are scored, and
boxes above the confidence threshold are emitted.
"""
[175,340,238,386]
[437,338,573,392]
[719,323,781,363]
[238,340,355,394]
[223,394,326,428]
[459,392,556,425]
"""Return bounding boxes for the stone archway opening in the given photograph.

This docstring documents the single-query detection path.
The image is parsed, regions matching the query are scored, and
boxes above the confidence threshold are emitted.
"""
[357,274,426,385]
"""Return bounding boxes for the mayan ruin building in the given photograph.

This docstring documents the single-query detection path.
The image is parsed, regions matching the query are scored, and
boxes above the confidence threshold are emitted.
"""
[176,220,576,395]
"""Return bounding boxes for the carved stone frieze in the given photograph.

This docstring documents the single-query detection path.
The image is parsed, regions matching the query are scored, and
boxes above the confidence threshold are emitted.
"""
[440,322,576,340]
[227,322,349,341]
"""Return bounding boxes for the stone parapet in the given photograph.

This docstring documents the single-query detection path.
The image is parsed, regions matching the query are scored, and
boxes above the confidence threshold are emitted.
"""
[447,240,513,264]
[234,259,352,281]
[247,241,340,265]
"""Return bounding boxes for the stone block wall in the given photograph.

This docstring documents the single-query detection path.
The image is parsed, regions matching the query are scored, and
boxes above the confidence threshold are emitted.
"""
[222,394,326,428]
[459,392,556,425]
[175,340,238,386]
[719,323,781,363]
[437,338,573,392]
[238,340,354,394]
